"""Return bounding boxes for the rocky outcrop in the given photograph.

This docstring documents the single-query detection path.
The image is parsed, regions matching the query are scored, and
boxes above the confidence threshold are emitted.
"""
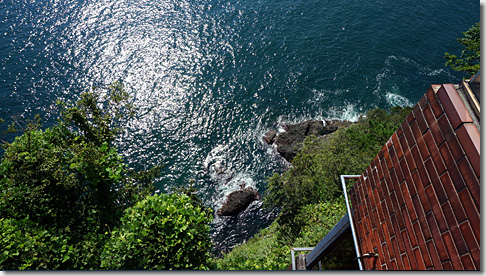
[264,120,351,162]
[262,129,277,144]
[217,187,261,216]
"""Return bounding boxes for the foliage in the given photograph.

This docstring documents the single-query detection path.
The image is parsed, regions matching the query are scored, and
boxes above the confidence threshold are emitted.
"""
[444,22,480,76]
[58,81,135,146]
[264,106,411,235]
[344,106,412,154]
[1,126,122,236]
[0,83,163,270]
[214,200,347,270]
[214,221,291,270]
[171,184,212,215]
[292,199,347,247]
[0,218,75,270]
[0,218,105,270]
[0,83,159,237]
[100,193,213,270]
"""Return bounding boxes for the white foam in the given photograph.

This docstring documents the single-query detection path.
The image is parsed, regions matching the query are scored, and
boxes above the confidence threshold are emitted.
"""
[203,144,236,186]
[327,103,361,122]
[385,92,412,107]
[426,68,446,76]
[373,55,452,97]
[214,172,257,210]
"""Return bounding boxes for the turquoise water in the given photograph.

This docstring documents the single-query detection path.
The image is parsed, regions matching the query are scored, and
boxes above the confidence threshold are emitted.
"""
[0,0,479,253]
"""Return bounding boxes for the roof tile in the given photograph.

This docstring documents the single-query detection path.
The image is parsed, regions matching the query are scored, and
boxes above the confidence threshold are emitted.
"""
[436,84,473,129]
[455,124,480,177]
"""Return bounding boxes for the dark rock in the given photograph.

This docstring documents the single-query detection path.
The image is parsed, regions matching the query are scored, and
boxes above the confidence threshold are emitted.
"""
[217,187,261,216]
[265,119,351,162]
[274,120,325,162]
[263,129,277,144]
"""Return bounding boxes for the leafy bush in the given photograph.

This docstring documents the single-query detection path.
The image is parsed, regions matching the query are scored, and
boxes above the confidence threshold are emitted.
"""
[0,217,111,270]
[292,199,347,247]
[0,83,163,270]
[0,126,125,236]
[0,83,159,237]
[0,218,74,270]
[100,193,213,270]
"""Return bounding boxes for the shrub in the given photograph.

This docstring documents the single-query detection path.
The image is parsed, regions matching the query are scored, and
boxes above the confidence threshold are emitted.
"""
[214,222,291,270]
[100,193,213,270]
[292,199,347,247]
[0,84,160,236]
[0,83,161,269]
[0,218,74,270]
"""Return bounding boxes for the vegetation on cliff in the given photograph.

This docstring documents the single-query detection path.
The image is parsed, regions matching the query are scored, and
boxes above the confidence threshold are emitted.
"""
[0,83,213,270]
[215,106,411,270]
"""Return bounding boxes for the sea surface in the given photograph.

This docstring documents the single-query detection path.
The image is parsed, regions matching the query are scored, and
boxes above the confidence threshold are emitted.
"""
[0,0,479,254]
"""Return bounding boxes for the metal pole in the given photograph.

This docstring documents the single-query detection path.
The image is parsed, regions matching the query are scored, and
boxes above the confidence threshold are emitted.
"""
[291,248,315,270]
[340,175,363,270]
[291,248,296,270]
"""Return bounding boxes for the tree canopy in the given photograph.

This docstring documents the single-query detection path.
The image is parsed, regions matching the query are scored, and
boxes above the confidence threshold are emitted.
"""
[444,22,480,76]
[0,83,156,238]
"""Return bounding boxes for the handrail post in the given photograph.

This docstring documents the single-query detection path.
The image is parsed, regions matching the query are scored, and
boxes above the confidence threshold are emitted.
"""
[340,175,363,270]
[291,248,296,270]
[291,247,315,270]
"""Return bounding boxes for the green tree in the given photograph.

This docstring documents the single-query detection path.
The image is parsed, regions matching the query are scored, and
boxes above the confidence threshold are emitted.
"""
[445,22,480,76]
[100,193,213,270]
[0,82,159,236]
[0,82,162,270]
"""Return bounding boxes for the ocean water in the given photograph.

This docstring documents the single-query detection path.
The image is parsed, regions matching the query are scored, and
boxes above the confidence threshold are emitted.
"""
[0,0,479,254]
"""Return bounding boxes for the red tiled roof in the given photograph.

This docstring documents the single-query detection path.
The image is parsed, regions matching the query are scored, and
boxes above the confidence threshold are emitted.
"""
[349,84,480,270]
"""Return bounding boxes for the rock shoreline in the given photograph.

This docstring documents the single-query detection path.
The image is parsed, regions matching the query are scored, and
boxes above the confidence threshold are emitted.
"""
[263,119,352,162]
[216,119,351,217]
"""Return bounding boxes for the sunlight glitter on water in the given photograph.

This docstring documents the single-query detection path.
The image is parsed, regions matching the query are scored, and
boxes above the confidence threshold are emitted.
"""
[0,0,477,254]
[54,0,284,253]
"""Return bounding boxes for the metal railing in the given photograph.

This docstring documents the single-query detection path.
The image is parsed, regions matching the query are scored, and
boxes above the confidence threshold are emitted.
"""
[289,175,363,270]
[340,175,363,270]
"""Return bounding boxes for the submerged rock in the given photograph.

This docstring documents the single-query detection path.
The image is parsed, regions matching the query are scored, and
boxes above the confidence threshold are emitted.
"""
[265,120,351,162]
[217,187,261,216]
